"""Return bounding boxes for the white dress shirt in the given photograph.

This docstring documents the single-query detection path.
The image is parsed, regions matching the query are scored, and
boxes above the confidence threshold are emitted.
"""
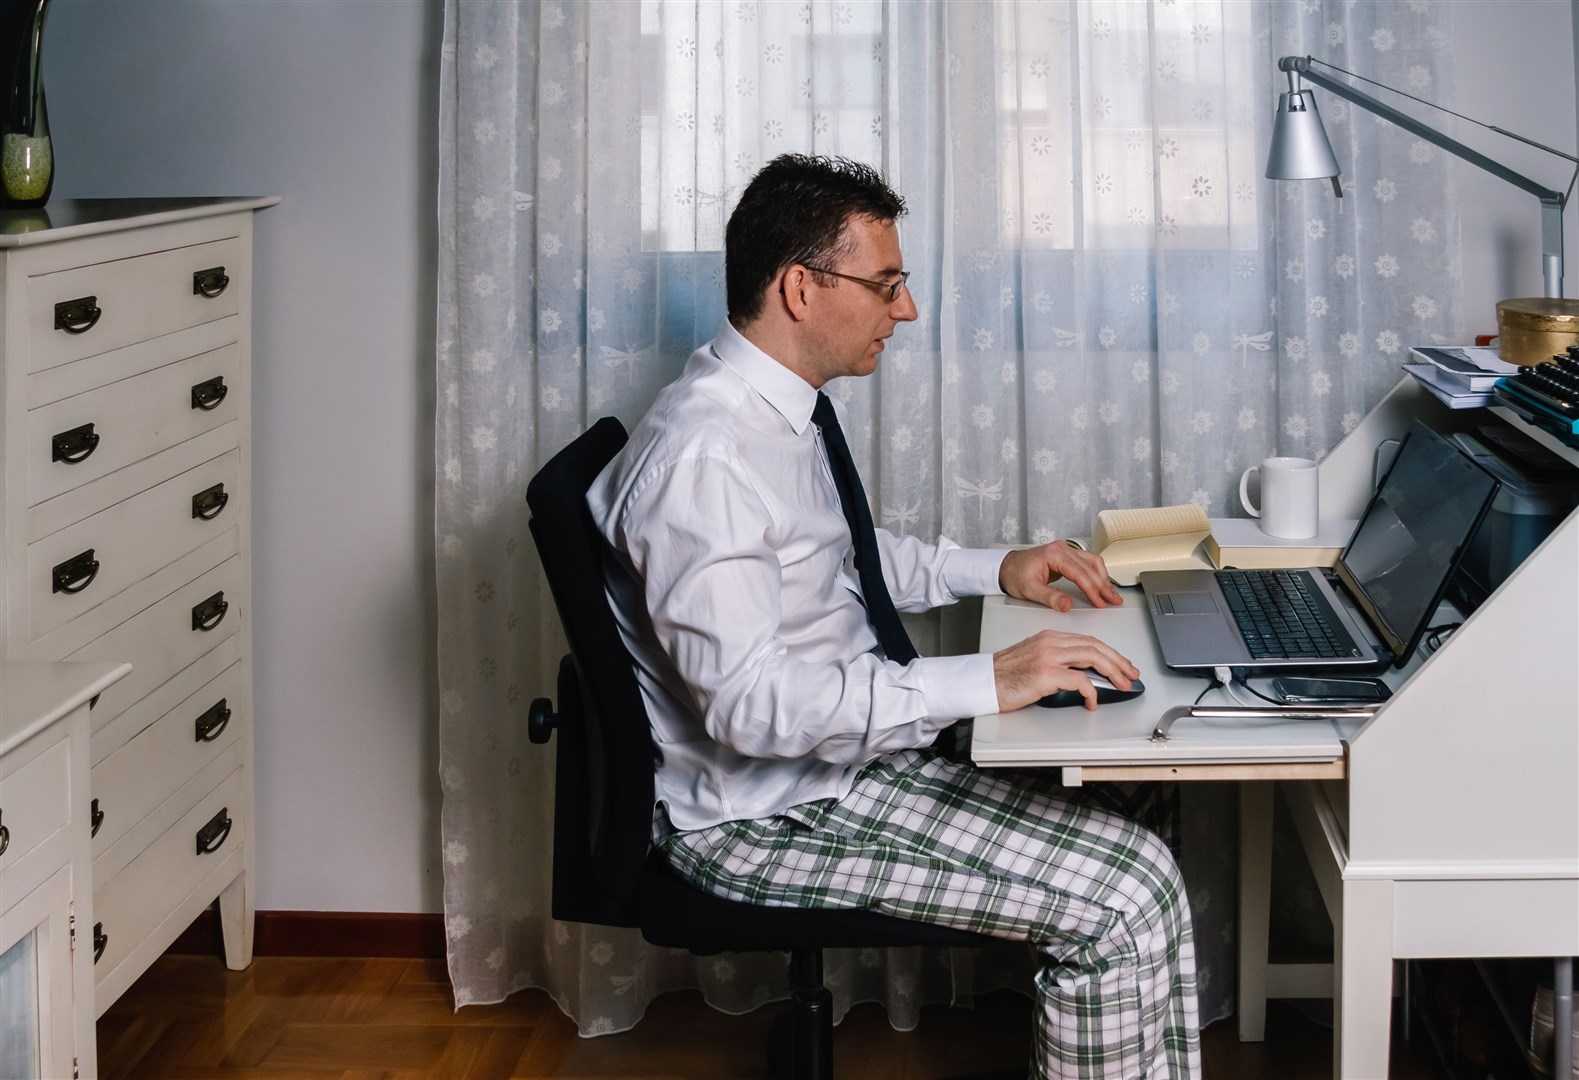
[587,319,1006,832]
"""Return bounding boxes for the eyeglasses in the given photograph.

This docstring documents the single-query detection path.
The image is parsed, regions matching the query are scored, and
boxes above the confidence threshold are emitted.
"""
[801,265,911,303]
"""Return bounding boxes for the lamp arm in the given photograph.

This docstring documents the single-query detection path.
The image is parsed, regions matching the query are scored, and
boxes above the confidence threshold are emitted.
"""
[1279,57,1565,205]
[1280,56,1567,298]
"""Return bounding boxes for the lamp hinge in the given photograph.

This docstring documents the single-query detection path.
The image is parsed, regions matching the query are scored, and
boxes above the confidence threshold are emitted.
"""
[69,906,76,951]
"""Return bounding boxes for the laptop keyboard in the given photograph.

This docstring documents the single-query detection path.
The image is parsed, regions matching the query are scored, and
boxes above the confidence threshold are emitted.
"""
[1215,570,1356,660]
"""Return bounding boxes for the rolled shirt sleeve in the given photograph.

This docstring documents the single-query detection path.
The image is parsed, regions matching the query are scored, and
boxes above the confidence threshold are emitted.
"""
[872,528,1007,611]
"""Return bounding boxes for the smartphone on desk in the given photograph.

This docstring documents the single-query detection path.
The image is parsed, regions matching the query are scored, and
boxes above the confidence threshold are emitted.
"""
[1270,676,1392,705]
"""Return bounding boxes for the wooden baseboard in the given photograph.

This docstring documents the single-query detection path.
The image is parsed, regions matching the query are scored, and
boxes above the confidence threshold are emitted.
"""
[168,908,445,959]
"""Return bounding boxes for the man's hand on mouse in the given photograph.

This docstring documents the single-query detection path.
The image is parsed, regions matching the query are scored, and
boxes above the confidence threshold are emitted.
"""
[992,629,1140,713]
[999,541,1123,612]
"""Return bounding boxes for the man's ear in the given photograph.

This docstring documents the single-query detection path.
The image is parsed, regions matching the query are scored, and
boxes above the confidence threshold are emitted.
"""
[779,265,811,321]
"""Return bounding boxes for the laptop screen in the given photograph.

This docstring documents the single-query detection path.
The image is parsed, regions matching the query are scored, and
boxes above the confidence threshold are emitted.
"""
[1334,420,1500,660]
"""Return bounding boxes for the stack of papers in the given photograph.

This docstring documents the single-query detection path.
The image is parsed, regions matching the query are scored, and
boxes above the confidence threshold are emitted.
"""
[1403,346,1518,409]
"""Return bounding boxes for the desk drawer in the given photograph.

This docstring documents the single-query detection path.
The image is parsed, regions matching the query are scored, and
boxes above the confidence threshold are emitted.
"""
[26,451,240,642]
[26,343,240,507]
[0,736,71,876]
[69,554,242,732]
[23,236,242,374]
[94,767,242,986]
[91,662,245,860]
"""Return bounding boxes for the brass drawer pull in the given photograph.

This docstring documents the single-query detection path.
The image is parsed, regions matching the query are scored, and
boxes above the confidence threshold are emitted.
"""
[192,591,229,632]
[52,422,100,464]
[195,807,233,855]
[193,266,230,299]
[93,923,107,964]
[52,549,101,594]
[54,296,102,335]
[195,699,232,743]
[191,375,228,411]
[192,482,229,520]
[91,799,104,838]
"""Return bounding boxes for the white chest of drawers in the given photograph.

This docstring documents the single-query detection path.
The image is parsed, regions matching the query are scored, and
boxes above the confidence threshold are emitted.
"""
[0,197,276,1014]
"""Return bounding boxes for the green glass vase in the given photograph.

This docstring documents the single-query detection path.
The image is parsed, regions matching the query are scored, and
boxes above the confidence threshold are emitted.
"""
[1,0,53,209]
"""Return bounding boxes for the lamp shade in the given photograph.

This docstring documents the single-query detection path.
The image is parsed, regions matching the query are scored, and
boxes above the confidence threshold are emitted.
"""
[1266,90,1341,181]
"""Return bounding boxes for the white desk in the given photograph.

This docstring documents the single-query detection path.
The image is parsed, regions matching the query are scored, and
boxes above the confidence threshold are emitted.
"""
[972,590,1365,783]
[971,378,1579,1080]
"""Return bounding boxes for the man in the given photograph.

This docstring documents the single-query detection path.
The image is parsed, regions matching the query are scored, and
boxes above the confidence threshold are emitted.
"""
[588,154,1200,1079]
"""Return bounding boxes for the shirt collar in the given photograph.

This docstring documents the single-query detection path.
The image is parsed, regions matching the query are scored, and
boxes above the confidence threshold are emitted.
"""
[711,318,819,435]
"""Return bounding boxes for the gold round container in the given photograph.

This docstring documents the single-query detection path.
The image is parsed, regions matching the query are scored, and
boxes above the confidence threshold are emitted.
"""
[1495,297,1579,366]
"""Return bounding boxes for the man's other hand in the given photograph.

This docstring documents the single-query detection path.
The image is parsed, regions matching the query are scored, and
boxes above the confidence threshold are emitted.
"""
[992,629,1140,712]
[999,541,1123,612]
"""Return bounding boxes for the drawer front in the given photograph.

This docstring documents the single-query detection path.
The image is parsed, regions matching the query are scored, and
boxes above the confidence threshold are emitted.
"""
[28,315,238,411]
[68,555,242,731]
[0,736,71,875]
[26,451,240,642]
[24,236,243,374]
[27,342,241,507]
[90,633,241,768]
[91,662,245,860]
[94,767,243,985]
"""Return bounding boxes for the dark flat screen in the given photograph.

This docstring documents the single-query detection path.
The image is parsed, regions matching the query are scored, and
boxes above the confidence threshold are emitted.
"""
[1336,420,1498,658]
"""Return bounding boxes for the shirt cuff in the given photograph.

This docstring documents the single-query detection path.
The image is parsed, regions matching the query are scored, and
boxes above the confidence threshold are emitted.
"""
[941,547,1009,599]
[916,654,1001,721]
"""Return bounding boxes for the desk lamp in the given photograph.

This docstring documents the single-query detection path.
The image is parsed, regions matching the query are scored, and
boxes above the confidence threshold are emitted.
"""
[1266,55,1578,301]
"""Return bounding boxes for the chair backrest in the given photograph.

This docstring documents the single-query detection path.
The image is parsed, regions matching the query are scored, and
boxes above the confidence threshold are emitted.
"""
[526,417,654,928]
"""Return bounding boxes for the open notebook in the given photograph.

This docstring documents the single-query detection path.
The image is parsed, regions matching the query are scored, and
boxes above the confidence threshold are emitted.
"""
[1089,504,1213,587]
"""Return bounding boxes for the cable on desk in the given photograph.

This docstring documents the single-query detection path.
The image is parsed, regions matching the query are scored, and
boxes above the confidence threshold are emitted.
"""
[1423,621,1462,655]
[1221,680,1265,708]
[1237,679,1286,706]
[1213,665,1285,707]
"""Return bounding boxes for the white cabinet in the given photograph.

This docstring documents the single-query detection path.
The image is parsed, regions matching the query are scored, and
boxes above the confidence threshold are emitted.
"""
[0,198,276,1015]
[1,660,131,1080]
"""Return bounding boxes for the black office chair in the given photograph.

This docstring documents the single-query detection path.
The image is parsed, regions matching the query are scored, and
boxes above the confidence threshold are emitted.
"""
[525,417,994,1080]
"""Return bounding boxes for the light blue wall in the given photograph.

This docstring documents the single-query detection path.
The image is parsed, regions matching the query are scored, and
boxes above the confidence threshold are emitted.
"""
[1452,0,1579,310]
[44,0,445,913]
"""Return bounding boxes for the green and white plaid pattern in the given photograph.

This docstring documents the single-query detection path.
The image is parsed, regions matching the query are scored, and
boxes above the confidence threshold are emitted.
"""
[658,749,1200,1079]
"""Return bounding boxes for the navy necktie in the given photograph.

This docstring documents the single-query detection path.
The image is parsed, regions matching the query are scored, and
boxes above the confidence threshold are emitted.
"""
[812,392,918,665]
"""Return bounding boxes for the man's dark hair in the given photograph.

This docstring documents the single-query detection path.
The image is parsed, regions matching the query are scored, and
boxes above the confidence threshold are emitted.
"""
[725,154,907,323]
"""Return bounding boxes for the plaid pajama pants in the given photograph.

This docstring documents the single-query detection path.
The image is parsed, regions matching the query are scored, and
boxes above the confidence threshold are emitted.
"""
[658,748,1201,1080]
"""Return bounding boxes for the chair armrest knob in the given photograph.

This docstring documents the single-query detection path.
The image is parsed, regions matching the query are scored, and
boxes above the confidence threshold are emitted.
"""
[527,697,558,743]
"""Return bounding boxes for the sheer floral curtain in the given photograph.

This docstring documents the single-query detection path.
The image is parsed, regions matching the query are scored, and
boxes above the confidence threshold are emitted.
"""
[437,0,1458,1034]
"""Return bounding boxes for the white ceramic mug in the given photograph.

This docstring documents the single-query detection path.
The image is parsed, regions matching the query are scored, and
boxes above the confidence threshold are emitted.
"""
[1239,457,1319,539]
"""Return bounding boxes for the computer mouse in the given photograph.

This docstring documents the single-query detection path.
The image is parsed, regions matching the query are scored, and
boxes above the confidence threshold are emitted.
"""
[1037,671,1146,709]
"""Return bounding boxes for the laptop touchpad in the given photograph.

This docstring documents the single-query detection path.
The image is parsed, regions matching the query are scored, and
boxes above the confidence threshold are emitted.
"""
[1162,591,1219,615]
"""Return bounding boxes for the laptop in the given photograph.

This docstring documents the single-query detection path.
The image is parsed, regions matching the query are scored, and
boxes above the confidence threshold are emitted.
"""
[1140,420,1501,672]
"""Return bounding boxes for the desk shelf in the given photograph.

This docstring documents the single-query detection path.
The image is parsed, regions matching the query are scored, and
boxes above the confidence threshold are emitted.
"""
[1489,405,1579,468]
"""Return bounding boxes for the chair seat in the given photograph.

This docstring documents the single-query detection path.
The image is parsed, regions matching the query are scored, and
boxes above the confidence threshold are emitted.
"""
[639,858,990,953]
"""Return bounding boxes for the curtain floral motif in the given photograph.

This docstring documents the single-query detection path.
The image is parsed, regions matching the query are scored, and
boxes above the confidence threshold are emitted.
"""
[437,0,1457,1035]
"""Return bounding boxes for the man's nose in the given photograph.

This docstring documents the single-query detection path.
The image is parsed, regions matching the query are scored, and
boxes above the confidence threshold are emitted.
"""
[891,282,918,322]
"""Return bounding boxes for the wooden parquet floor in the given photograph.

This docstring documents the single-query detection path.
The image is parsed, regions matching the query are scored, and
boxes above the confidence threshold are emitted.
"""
[96,954,1444,1079]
